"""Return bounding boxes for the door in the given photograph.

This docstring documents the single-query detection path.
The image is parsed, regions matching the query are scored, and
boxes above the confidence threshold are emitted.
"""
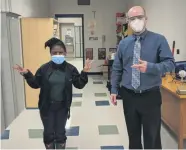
[60,23,75,58]
[1,12,23,131]
[74,26,83,58]
[21,18,53,108]
[8,15,25,115]
[1,84,5,133]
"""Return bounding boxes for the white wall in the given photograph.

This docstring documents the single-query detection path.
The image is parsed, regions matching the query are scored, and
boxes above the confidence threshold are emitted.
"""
[127,0,186,61]
[49,0,128,72]
[0,0,11,12]
[1,0,49,17]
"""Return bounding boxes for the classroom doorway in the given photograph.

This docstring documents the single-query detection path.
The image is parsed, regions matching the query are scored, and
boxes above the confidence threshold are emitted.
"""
[55,14,84,71]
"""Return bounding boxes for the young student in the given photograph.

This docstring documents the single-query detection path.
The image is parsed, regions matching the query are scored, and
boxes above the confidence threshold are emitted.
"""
[14,37,92,149]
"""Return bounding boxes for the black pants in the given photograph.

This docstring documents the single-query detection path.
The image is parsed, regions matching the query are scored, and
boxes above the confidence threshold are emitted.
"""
[40,103,68,145]
[120,87,162,149]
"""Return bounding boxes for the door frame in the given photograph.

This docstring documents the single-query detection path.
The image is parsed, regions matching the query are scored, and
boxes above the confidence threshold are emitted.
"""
[55,14,85,68]
[74,25,83,58]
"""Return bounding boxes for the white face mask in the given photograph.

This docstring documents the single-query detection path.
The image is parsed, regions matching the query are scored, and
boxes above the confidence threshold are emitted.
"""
[129,19,145,33]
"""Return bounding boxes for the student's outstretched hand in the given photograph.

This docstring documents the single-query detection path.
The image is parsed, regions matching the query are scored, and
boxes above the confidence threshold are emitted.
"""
[13,64,28,75]
[83,59,93,72]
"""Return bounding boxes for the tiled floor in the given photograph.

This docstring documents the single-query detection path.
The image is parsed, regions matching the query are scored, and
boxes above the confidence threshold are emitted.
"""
[1,75,186,149]
[1,59,186,149]
[95,100,110,106]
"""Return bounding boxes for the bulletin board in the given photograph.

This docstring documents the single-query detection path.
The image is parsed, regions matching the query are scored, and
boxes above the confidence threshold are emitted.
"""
[85,48,93,60]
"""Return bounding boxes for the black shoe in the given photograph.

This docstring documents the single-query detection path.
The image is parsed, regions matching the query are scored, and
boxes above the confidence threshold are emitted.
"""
[45,143,55,149]
[55,143,66,149]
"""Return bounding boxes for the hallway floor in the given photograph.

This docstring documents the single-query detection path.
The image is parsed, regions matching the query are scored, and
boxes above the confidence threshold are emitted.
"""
[1,59,185,149]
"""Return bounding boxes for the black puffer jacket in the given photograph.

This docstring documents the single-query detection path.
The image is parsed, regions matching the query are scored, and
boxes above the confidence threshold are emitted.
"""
[23,61,88,116]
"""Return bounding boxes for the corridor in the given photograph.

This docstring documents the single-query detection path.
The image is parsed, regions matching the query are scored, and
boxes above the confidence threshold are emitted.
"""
[1,69,183,149]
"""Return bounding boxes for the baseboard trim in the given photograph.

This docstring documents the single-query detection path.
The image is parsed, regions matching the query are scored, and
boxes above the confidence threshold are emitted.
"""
[26,108,38,110]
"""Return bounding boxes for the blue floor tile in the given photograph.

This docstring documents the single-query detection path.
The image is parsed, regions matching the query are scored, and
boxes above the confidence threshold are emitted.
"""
[71,101,82,107]
[95,93,107,97]
[28,129,43,139]
[98,125,119,135]
[66,147,78,149]
[93,81,103,84]
[66,126,79,136]
[73,93,82,98]
[1,130,10,140]
[101,145,124,149]
[95,101,110,106]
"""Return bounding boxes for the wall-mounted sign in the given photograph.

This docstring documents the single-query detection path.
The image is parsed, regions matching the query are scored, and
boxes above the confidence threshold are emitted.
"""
[98,48,106,60]
[89,37,98,41]
[65,35,73,45]
[66,29,72,36]
[109,48,117,53]
[87,20,96,35]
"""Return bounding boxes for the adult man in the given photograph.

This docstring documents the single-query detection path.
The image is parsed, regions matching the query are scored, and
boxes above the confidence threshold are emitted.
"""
[111,6,175,149]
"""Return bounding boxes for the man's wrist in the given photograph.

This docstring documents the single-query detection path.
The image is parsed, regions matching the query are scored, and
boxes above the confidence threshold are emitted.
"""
[111,88,118,95]
[146,62,154,73]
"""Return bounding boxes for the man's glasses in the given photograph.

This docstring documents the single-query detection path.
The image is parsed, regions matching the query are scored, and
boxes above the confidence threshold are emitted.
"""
[128,15,145,22]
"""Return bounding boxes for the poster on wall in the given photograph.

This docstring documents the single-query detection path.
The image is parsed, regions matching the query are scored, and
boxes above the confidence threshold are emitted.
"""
[109,48,117,53]
[98,48,106,60]
[89,37,98,41]
[65,28,73,45]
[65,35,73,45]
[66,29,72,36]
[85,48,93,60]
[87,20,96,35]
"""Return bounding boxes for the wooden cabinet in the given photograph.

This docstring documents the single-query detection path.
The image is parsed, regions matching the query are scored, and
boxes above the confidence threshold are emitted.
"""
[161,76,186,149]
[21,18,58,108]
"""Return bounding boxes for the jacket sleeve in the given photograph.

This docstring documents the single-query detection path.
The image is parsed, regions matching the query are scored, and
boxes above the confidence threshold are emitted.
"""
[23,67,43,89]
[72,67,88,89]
[146,35,175,75]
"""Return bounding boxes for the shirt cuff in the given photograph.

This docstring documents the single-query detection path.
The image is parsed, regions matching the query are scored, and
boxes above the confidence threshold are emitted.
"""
[146,62,155,74]
[111,88,118,94]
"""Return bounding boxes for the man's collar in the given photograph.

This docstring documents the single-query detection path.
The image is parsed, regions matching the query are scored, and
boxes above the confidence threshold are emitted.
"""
[133,29,148,40]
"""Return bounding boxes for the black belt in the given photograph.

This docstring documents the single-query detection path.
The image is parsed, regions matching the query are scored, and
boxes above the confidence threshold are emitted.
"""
[122,86,160,94]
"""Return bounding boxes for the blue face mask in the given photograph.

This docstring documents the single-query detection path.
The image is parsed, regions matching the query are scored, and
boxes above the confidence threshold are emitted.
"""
[51,55,65,64]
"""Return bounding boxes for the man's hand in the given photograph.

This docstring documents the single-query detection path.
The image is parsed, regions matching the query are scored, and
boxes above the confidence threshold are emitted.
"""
[131,59,147,73]
[110,94,117,106]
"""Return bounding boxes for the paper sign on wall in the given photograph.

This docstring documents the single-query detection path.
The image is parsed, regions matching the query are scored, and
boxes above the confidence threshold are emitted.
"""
[87,20,96,35]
